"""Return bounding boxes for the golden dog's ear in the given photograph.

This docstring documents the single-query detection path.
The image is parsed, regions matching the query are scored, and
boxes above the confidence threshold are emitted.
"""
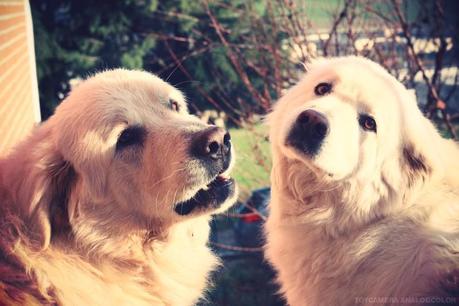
[25,146,76,250]
[78,162,106,199]
[58,131,108,200]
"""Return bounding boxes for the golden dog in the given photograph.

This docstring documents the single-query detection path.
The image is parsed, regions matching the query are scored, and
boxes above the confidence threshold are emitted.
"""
[0,69,237,305]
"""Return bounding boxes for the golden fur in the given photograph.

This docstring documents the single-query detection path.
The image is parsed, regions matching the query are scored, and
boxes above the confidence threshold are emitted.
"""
[0,69,237,305]
[265,57,459,306]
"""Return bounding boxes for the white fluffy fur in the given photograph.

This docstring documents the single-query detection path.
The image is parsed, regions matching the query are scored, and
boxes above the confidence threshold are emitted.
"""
[265,56,459,306]
[0,69,237,305]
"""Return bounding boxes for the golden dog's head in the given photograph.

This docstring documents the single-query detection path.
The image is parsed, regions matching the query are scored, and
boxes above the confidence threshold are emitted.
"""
[16,69,237,248]
[268,57,451,229]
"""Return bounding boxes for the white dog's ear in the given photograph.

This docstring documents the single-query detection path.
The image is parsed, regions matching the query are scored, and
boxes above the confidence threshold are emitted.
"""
[399,90,443,187]
[401,144,432,187]
[24,145,76,250]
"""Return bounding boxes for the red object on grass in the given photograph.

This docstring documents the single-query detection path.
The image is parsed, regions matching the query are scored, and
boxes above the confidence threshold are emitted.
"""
[242,213,262,223]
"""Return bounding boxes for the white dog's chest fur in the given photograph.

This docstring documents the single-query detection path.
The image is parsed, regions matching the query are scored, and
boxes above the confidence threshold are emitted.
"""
[266,201,459,306]
[31,218,217,306]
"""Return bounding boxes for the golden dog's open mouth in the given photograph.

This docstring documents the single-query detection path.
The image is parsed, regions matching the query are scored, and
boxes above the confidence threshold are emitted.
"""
[174,175,235,216]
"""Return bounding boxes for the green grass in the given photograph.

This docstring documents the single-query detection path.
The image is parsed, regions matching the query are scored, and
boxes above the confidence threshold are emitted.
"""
[230,124,271,201]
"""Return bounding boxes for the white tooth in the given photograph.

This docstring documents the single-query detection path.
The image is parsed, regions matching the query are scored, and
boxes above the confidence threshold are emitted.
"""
[219,171,231,179]
[202,185,209,191]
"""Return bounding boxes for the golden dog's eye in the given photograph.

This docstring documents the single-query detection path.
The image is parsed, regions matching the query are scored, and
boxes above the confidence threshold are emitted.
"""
[359,114,377,133]
[314,82,332,96]
[170,99,180,112]
[116,126,146,151]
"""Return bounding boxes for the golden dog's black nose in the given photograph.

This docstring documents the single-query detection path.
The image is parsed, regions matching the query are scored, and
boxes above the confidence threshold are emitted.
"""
[287,109,329,156]
[193,126,231,161]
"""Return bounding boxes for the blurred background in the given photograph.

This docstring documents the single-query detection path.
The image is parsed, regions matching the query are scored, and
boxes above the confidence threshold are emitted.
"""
[2,0,459,304]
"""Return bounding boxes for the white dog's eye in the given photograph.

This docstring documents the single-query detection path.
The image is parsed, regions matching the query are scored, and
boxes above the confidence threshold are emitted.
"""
[359,114,377,133]
[314,82,332,96]
[116,126,146,151]
[169,99,180,112]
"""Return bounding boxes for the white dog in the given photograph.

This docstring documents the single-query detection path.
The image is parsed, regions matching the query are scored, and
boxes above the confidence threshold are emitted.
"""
[0,69,237,305]
[265,56,459,306]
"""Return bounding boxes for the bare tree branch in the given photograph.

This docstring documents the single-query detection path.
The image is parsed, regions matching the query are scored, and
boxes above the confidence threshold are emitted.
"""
[323,0,353,56]
[204,0,271,112]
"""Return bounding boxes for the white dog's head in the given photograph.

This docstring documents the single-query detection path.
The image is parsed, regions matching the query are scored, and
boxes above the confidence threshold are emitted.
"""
[269,57,451,231]
[5,69,237,249]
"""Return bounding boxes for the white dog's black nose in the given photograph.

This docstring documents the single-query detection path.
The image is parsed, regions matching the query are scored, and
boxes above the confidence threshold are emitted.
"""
[192,126,231,169]
[288,109,329,156]
[297,110,329,138]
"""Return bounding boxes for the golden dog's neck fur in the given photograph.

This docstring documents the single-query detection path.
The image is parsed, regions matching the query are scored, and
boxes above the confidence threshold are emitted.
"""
[0,126,219,306]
